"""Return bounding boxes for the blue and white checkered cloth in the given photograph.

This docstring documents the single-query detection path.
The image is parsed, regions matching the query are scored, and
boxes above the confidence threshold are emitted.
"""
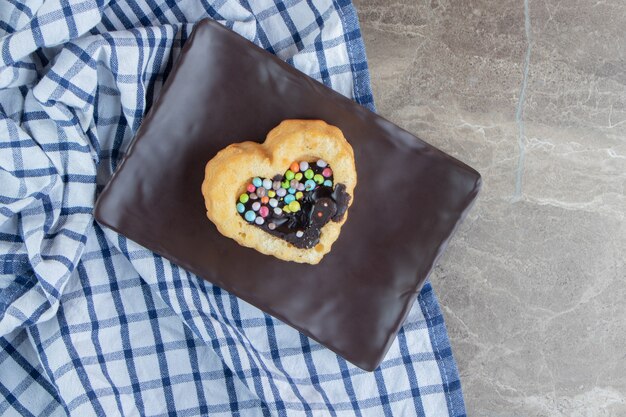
[0,1,466,415]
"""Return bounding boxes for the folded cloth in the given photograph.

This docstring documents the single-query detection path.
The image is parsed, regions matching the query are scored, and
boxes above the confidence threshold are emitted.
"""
[0,1,466,416]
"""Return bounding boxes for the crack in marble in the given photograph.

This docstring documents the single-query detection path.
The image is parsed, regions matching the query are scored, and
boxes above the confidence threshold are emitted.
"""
[513,0,533,201]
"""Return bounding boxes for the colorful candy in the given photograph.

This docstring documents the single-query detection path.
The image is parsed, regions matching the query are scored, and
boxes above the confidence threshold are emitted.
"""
[288,201,301,212]
[237,160,338,235]
[304,180,316,191]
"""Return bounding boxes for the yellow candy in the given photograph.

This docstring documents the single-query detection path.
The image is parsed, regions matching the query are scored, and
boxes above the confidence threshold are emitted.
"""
[295,191,303,200]
[268,190,276,198]
[288,201,301,212]
[283,206,292,214]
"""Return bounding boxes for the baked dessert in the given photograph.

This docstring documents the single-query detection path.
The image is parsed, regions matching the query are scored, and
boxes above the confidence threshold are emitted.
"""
[201,119,356,264]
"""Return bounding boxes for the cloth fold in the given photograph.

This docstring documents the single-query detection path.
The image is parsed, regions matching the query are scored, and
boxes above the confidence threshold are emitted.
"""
[1,1,465,416]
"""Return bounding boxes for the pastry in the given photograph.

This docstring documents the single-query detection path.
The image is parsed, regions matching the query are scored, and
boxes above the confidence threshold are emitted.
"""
[201,119,356,264]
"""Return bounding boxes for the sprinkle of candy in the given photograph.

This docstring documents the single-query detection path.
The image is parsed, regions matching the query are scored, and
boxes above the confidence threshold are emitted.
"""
[323,180,333,187]
[295,191,303,200]
[268,222,276,230]
[281,180,290,189]
[290,162,300,173]
[252,202,261,211]
[269,198,278,207]
[285,170,295,180]
[288,201,301,212]
[295,172,303,181]
[249,193,258,200]
[276,188,287,197]
[267,190,276,198]
[284,194,296,204]
[304,169,314,179]
[314,174,324,184]
[239,194,249,203]
[272,181,281,190]
[261,196,269,204]
[290,179,299,189]
[288,187,296,195]
[274,207,283,215]
[322,168,332,177]
[316,159,327,168]
[246,183,256,193]
[296,183,305,191]
[296,230,304,238]
[256,187,266,197]
[244,211,256,222]
[299,161,309,171]
[252,177,262,187]
[259,206,269,218]
[263,178,272,189]
[236,203,245,213]
[304,179,316,191]
[255,217,265,225]
[283,206,291,214]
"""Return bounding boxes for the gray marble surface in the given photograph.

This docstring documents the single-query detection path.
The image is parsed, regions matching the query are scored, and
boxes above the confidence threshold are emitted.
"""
[354,1,626,415]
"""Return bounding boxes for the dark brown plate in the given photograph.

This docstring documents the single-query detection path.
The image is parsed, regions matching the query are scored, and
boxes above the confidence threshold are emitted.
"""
[94,19,481,371]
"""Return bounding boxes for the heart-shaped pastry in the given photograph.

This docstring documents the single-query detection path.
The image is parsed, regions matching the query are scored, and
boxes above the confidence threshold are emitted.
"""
[201,119,356,264]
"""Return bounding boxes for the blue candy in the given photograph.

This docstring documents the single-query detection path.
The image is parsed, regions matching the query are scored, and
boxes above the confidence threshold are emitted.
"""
[288,187,296,194]
[323,180,333,187]
[284,194,295,204]
[244,210,256,222]
[304,179,316,191]
[252,177,262,187]
[236,203,245,213]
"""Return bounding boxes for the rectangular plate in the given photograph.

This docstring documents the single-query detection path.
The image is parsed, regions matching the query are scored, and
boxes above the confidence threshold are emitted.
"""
[94,19,481,371]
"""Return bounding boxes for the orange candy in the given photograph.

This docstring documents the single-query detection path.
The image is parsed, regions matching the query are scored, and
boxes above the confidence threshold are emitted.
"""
[261,196,269,204]
[289,161,300,173]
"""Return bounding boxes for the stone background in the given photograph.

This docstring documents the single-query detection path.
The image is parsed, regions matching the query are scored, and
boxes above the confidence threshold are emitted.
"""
[354,1,626,415]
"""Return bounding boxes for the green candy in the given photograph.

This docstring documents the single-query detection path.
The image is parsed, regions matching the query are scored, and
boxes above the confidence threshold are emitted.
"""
[285,170,295,180]
[281,180,290,189]
[304,169,314,179]
[314,174,324,184]
[239,193,249,203]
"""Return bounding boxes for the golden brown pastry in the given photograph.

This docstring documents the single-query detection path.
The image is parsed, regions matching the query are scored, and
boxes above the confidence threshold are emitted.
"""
[201,119,356,264]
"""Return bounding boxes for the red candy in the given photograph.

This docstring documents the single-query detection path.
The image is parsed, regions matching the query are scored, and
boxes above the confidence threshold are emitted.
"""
[322,167,332,177]
[259,206,269,218]
[246,183,256,193]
